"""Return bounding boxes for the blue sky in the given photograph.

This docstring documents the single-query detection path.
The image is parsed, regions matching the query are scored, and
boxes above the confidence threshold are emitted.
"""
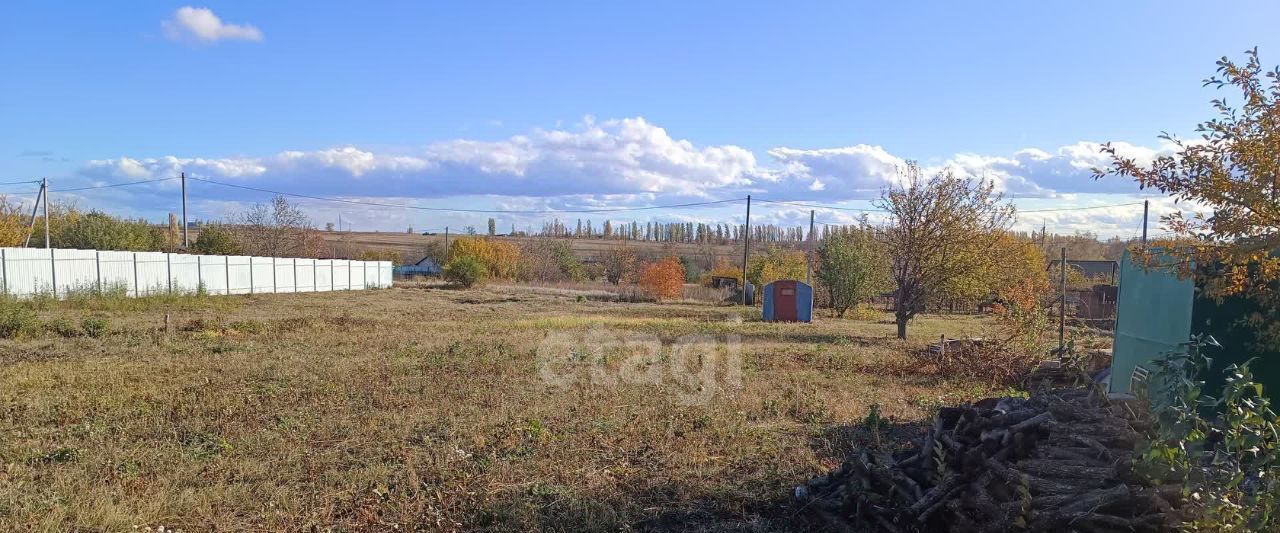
[3,1,1278,237]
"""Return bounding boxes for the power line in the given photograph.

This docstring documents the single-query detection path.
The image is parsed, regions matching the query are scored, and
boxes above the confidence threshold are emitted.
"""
[1018,202,1145,213]
[187,176,744,214]
[0,179,41,186]
[52,177,181,193]
[754,198,884,212]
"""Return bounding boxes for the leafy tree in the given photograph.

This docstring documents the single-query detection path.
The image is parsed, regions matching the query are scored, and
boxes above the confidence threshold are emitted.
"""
[816,229,890,318]
[746,246,807,288]
[877,163,1014,339]
[443,256,486,288]
[1095,48,1280,348]
[54,210,167,251]
[601,246,637,285]
[191,224,241,255]
[487,218,496,236]
[0,195,32,247]
[449,237,521,279]
[638,257,685,299]
[702,257,743,286]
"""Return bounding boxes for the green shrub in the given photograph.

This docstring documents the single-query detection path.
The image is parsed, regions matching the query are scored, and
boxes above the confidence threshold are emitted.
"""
[80,315,110,338]
[444,256,486,288]
[0,301,39,339]
[44,317,80,338]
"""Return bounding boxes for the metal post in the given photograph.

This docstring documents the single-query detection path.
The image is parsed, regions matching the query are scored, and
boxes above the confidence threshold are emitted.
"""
[444,226,450,261]
[1141,200,1149,244]
[1,248,7,295]
[132,252,140,297]
[741,195,751,305]
[50,248,57,298]
[166,253,172,294]
[24,182,43,247]
[806,209,815,286]
[249,257,255,294]
[42,178,49,249]
[181,172,189,248]
[94,250,101,293]
[225,256,231,295]
[1058,247,1067,354]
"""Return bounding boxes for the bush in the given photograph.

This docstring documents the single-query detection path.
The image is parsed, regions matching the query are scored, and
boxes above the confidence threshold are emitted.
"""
[517,240,583,282]
[638,257,685,300]
[450,237,520,280]
[0,301,38,339]
[191,224,241,255]
[747,246,807,288]
[816,230,890,317]
[80,315,110,338]
[444,256,486,288]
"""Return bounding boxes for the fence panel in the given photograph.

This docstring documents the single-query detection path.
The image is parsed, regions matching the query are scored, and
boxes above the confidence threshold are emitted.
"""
[98,250,135,294]
[53,249,97,296]
[351,261,368,290]
[199,255,230,295]
[315,259,333,291]
[380,262,393,288]
[226,256,250,294]
[2,248,54,296]
[294,258,315,292]
[136,252,169,296]
[274,258,295,293]
[250,257,274,293]
[363,261,379,288]
[333,260,350,290]
[169,254,201,293]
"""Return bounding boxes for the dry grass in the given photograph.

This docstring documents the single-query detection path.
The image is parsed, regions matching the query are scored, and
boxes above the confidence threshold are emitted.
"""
[0,284,1003,531]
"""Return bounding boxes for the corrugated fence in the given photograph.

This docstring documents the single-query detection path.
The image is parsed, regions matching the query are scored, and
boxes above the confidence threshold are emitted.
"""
[0,247,393,298]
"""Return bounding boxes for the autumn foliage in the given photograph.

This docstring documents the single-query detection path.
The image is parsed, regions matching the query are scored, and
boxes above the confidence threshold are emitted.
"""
[448,237,521,280]
[638,256,686,300]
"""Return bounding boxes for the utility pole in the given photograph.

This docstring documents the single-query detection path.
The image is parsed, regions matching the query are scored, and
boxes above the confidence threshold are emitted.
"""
[806,209,815,286]
[24,180,45,248]
[741,195,751,305]
[444,226,450,261]
[42,178,49,249]
[180,172,189,248]
[1058,247,1067,355]
[1141,200,1149,244]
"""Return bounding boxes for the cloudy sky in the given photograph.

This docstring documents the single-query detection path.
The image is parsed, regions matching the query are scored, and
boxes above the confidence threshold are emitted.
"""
[3,2,1278,238]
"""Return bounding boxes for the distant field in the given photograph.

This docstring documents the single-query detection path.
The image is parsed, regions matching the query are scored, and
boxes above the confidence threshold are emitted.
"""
[317,230,750,263]
[0,284,999,531]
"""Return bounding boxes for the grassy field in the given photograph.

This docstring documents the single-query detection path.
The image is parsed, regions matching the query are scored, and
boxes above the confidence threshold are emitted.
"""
[0,284,1004,531]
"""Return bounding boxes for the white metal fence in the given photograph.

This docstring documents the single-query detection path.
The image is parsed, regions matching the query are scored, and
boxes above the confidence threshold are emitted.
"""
[0,247,392,298]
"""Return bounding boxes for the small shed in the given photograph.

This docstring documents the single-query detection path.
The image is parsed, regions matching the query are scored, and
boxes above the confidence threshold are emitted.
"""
[762,280,813,322]
[710,276,739,290]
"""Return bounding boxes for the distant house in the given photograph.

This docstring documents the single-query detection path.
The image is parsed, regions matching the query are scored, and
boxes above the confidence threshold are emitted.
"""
[393,256,443,277]
[1046,259,1118,285]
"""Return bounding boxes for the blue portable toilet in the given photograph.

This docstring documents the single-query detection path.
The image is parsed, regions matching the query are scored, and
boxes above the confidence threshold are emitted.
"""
[762,280,813,322]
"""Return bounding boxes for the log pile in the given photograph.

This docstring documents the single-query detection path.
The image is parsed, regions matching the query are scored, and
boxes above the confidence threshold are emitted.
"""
[795,388,1187,532]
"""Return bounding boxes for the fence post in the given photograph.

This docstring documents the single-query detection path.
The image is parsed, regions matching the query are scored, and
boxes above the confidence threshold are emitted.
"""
[313,259,318,292]
[249,257,255,294]
[1,248,7,296]
[330,260,334,291]
[197,255,203,292]
[271,257,278,293]
[132,252,140,297]
[348,260,353,290]
[166,253,172,294]
[292,258,297,293]
[50,248,57,299]
[225,256,231,295]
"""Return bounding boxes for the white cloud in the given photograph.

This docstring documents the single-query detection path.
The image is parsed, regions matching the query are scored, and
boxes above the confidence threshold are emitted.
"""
[162,7,263,43]
[77,116,1186,236]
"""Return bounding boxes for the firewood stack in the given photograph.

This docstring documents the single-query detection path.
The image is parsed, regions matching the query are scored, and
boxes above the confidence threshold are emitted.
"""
[795,388,1186,532]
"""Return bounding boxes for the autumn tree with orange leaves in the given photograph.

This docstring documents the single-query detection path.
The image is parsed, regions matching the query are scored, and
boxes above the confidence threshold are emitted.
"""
[1095,48,1280,347]
[638,257,685,300]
